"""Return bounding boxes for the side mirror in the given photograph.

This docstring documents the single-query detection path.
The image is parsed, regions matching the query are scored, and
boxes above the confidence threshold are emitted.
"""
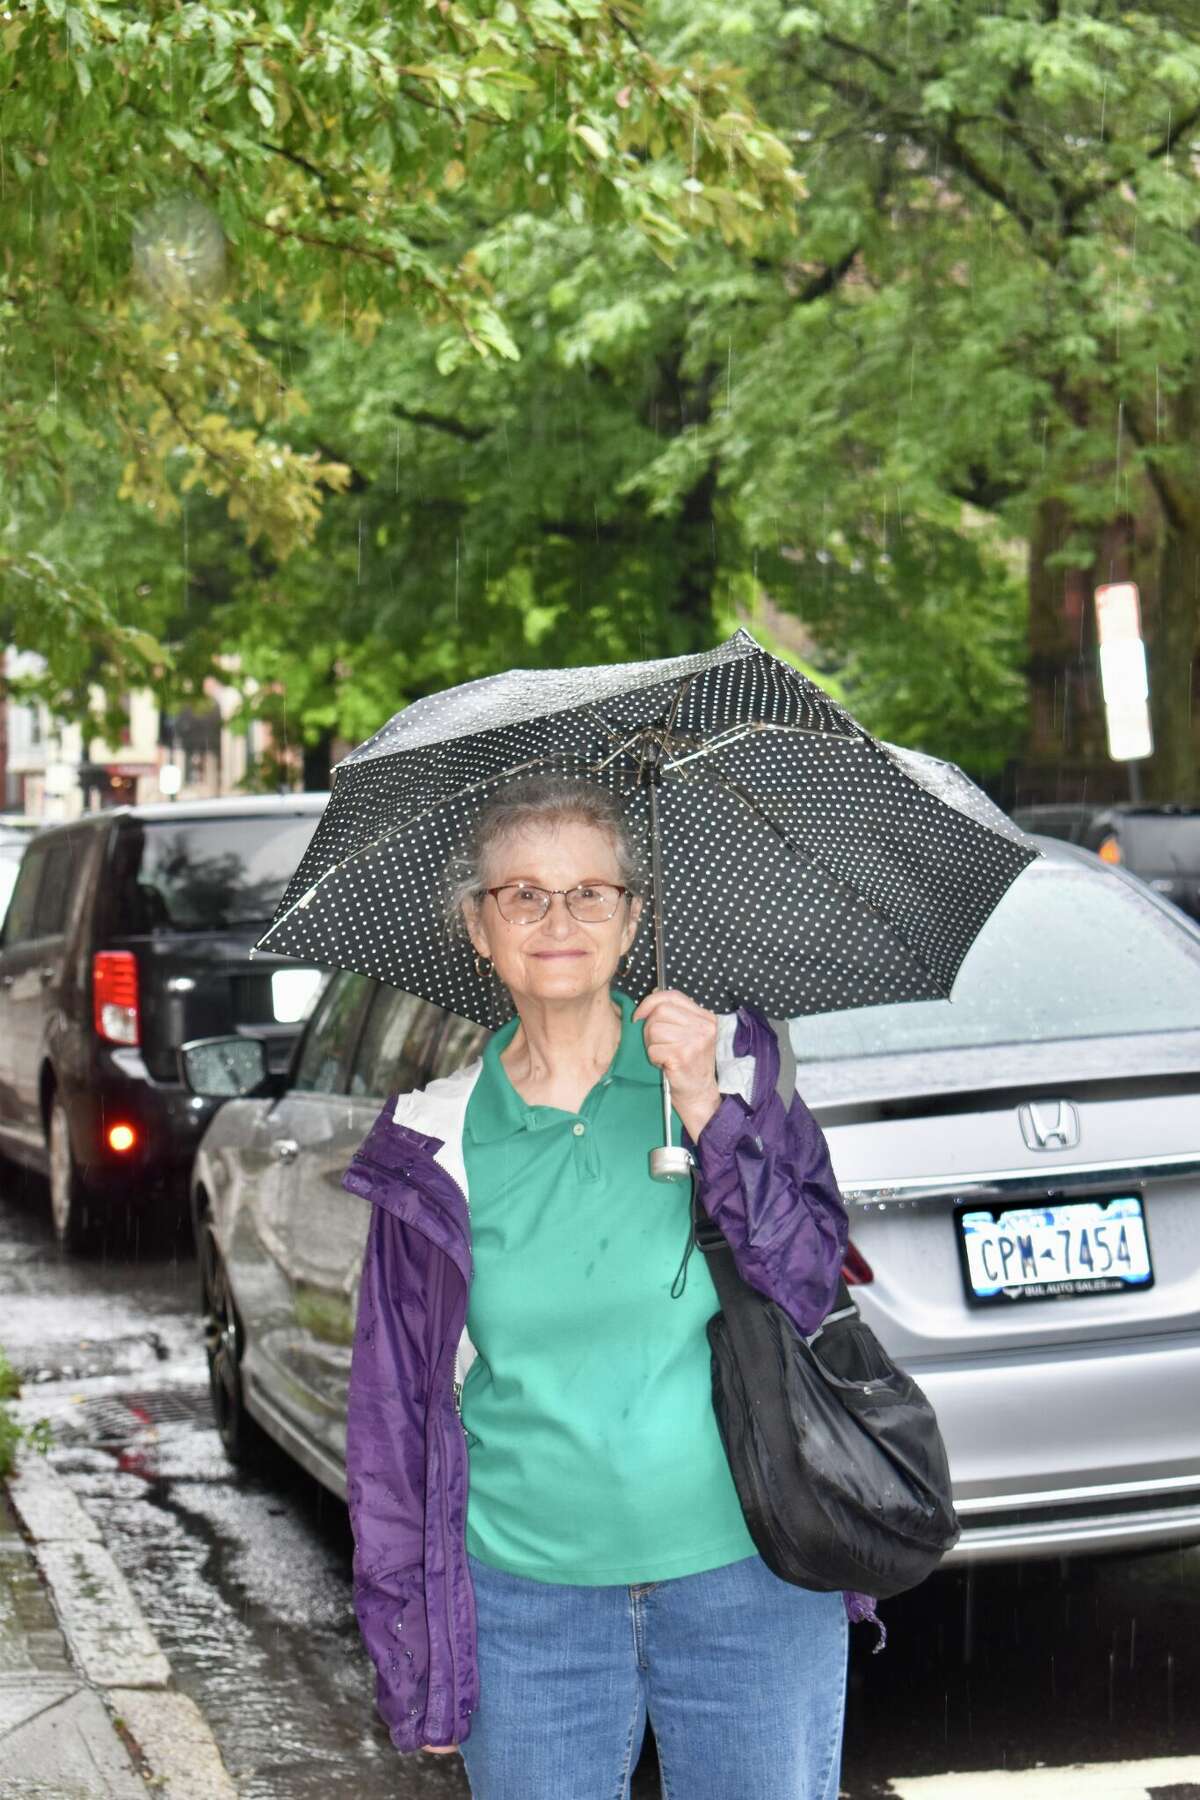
[179,1035,273,1099]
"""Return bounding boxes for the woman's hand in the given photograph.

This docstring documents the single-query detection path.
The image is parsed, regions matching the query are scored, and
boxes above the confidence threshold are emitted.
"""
[422,1745,457,1755]
[632,988,721,1142]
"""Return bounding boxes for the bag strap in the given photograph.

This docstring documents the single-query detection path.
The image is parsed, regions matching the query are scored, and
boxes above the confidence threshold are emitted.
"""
[695,1017,852,1327]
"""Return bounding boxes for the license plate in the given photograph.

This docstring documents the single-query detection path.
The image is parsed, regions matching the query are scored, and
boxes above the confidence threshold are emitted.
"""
[957,1194,1153,1305]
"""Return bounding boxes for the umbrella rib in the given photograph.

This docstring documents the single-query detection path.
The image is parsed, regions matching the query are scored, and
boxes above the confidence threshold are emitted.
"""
[661,719,861,773]
[679,755,955,997]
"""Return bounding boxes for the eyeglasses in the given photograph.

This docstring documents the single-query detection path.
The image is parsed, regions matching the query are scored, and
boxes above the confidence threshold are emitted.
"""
[485,883,629,925]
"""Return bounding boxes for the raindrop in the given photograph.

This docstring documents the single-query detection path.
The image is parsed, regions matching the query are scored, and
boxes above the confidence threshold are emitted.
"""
[1166,1650,1175,1732]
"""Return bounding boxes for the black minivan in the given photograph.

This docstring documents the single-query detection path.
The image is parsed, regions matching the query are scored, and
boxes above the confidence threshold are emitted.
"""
[0,795,328,1249]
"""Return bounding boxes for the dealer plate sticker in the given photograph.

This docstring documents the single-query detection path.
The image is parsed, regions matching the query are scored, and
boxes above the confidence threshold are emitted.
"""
[958,1194,1153,1304]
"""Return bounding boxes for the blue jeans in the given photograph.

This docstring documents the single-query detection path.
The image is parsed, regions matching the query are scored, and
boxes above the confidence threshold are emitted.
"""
[457,1552,847,1800]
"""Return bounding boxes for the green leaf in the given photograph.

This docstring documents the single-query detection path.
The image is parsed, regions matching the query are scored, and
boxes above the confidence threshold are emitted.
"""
[574,123,610,160]
[477,313,520,361]
[248,85,275,129]
[435,335,472,375]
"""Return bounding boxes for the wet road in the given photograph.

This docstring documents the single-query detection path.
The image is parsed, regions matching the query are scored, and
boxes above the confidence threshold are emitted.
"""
[3,1167,1198,1797]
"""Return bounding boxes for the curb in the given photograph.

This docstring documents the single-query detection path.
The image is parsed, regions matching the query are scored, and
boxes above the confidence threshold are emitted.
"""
[883,1755,1200,1798]
[5,1452,238,1799]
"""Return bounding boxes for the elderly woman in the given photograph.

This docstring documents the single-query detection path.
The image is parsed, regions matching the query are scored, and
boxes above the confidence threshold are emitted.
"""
[341,776,851,1800]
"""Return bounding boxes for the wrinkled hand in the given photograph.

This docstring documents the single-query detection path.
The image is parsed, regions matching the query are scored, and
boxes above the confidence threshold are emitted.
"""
[632,988,721,1142]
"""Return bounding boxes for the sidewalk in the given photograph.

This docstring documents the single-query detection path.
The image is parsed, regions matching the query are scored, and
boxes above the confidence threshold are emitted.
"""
[1,1452,237,1800]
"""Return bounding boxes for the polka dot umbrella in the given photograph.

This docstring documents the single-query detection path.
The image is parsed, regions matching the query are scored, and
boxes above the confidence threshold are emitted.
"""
[256,629,1036,1174]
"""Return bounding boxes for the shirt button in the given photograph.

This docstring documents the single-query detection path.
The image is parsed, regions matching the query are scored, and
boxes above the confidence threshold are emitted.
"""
[572,1122,586,1137]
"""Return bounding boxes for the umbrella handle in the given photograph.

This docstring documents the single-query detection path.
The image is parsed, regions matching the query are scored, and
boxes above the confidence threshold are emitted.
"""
[647,766,694,1184]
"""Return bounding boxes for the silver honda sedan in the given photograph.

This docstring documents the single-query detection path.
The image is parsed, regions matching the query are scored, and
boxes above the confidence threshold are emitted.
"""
[186,838,1200,1562]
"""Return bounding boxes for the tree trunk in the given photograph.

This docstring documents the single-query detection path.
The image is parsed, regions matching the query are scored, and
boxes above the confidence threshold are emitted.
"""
[302,731,334,791]
[645,346,720,654]
[672,459,720,653]
[1020,497,1124,800]
[1146,525,1200,804]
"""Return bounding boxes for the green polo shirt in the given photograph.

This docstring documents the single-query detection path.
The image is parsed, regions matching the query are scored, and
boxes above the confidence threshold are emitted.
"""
[460,988,756,1585]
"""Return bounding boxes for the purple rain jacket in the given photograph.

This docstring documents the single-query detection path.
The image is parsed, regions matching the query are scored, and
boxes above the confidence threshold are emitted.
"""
[341,1005,853,1753]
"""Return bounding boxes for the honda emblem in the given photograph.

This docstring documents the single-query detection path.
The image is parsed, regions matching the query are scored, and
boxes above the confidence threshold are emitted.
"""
[1019,1100,1080,1152]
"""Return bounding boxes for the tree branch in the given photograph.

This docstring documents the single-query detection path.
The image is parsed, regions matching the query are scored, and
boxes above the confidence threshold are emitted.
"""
[792,243,861,305]
[932,126,1040,240]
[947,465,1024,512]
[392,405,488,442]
[539,516,626,542]
[1064,103,1200,226]
[996,98,1068,206]
[818,32,899,81]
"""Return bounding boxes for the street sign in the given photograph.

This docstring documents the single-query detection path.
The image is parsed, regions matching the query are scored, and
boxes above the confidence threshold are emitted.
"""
[1094,583,1153,762]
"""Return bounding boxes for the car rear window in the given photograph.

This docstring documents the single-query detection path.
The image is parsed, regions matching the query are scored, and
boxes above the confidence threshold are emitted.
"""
[1110,814,1200,871]
[114,814,321,932]
[789,856,1200,1061]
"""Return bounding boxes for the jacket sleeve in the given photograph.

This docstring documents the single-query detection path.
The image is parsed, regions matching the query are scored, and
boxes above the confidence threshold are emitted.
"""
[690,1008,849,1336]
[346,1203,437,1753]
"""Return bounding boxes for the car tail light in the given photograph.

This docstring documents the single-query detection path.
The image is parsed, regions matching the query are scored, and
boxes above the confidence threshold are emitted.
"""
[93,951,140,1046]
[107,1123,137,1153]
[1098,834,1122,865]
[842,1241,875,1286]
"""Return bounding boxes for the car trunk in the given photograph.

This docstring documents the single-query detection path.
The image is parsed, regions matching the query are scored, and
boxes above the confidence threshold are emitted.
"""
[109,932,321,1081]
[803,1032,1200,1523]
[808,1031,1200,1357]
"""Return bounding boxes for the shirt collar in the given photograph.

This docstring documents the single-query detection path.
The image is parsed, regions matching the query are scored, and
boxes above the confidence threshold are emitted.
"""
[466,989,657,1144]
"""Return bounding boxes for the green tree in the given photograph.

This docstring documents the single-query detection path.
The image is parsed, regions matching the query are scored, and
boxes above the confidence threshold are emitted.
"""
[728,0,1200,798]
[1,0,799,726]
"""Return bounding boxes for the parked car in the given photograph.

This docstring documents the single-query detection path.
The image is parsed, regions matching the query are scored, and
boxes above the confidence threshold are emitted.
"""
[1012,803,1200,921]
[0,795,329,1250]
[184,837,1200,1563]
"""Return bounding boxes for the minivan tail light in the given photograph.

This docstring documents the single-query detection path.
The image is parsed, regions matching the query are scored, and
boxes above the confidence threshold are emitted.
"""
[93,952,140,1046]
[841,1241,875,1286]
[1098,834,1122,865]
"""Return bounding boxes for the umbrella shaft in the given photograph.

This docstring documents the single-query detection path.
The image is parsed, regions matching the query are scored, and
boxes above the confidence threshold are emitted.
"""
[648,774,675,1151]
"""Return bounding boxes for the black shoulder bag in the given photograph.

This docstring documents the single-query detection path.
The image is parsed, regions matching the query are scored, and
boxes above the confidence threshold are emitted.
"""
[695,1025,960,1601]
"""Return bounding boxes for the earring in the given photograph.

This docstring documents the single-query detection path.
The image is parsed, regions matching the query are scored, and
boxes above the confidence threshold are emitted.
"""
[474,953,493,978]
